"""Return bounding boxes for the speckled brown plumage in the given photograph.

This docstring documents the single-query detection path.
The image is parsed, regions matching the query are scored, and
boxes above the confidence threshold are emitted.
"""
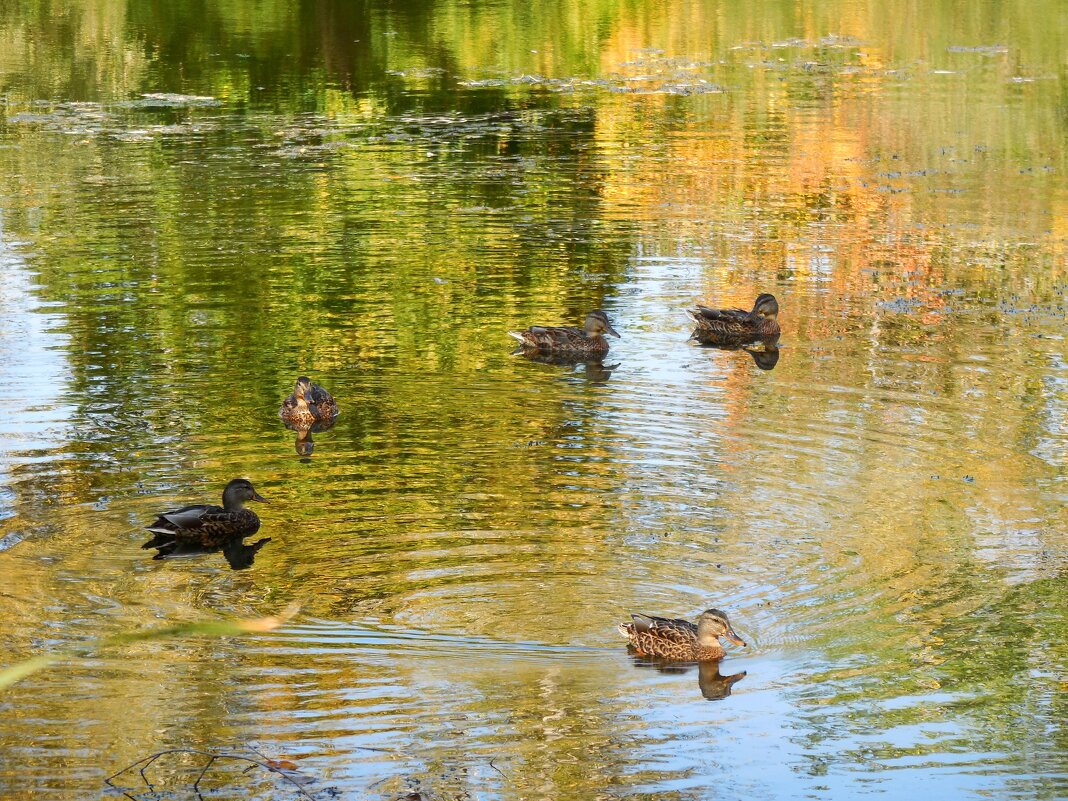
[142,478,267,557]
[280,376,339,427]
[509,310,620,356]
[618,609,746,662]
[689,293,780,346]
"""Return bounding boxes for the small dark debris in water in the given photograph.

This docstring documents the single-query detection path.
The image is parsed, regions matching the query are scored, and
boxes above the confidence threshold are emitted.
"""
[963,475,975,483]
[931,475,940,480]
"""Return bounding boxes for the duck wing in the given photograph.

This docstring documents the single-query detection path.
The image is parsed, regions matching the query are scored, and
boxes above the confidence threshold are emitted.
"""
[146,504,222,534]
[630,614,699,644]
[306,384,339,419]
[688,306,760,344]
[509,325,587,350]
[306,384,333,405]
[691,305,751,323]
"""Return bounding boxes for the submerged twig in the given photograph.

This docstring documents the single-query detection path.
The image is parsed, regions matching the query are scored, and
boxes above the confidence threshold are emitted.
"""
[104,747,319,800]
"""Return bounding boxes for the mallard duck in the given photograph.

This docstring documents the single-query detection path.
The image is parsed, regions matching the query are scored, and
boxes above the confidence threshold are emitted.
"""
[514,350,620,382]
[509,310,620,356]
[618,608,746,661]
[689,293,780,346]
[141,478,268,557]
[279,376,339,426]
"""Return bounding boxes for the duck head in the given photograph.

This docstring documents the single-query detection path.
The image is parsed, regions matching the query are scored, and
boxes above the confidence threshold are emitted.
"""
[222,478,268,509]
[696,608,746,648]
[583,310,620,339]
[751,294,779,321]
[294,376,313,400]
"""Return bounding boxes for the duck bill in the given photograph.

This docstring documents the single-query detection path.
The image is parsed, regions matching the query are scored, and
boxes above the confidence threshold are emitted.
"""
[251,492,269,503]
[725,628,746,647]
[605,322,621,338]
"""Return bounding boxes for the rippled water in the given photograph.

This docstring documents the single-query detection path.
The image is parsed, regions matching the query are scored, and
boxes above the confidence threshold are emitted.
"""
[0,0,1066,798]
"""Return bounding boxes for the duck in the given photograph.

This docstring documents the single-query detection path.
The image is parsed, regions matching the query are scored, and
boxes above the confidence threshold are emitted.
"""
[279,376,339,427]
[141,478,268,557]
[688,293,780,346]
[618,608,746,661]
[509,310,620,356]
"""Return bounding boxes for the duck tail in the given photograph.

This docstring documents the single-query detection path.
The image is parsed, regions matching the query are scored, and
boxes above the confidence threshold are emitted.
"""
[617,623,634,639]
[145,517,177,536]
[508,331,528,344]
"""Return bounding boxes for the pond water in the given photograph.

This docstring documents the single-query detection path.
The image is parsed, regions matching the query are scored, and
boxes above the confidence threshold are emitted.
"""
[0,0,1066,798]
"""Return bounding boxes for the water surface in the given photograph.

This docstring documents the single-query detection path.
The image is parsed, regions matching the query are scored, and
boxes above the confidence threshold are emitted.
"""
[0,1,1066,799]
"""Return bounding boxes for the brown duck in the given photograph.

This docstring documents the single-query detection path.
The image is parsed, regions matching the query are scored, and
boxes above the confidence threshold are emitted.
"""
[618,608,746,661]
[689,294,780,346]
[279,376,339,427]
[509,310,620,356]
[141,478,268,557]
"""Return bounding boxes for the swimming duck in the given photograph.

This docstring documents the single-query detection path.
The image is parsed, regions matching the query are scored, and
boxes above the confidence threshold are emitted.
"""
[509,310,620,356]
[141,478,268,557]
[618,608,746,661]
[279,376,339,427]
[689,293,780,346]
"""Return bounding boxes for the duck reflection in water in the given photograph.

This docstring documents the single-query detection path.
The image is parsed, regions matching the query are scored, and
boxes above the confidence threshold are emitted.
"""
[285,414,338,457]
[629,656,747,701]
[742,340,780,371]
[150,537,273,570]
[690,332,781,371]
[512,349,620,383]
